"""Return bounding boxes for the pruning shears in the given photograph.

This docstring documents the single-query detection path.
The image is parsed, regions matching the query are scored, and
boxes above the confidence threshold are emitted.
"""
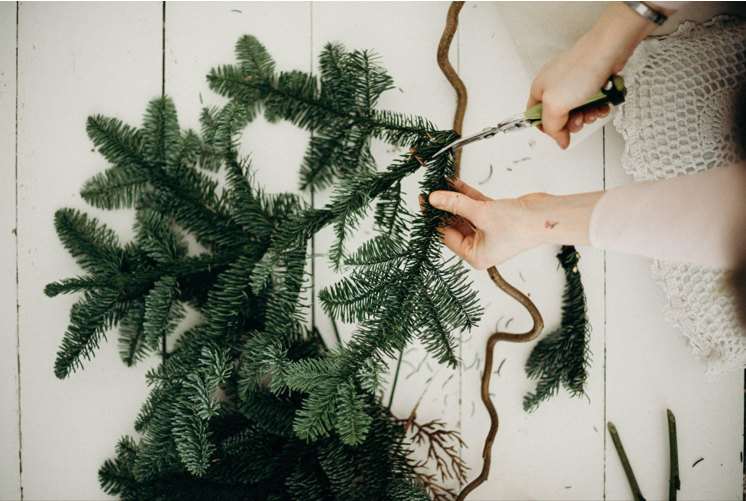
[433,75,627,158]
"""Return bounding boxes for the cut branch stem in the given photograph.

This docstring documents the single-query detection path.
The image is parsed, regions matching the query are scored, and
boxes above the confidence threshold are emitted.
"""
[667,409,680,501]
[608,421,646,501]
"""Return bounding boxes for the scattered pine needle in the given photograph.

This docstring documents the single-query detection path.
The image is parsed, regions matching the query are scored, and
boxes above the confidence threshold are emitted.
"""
[495,358,506,376]
[478,164,493,185]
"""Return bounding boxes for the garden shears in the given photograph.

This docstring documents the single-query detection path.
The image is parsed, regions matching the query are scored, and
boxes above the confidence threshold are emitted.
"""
[433,75,627,158]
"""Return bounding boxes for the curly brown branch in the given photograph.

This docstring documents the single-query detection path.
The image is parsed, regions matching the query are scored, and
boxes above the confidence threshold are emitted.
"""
[437,1,467,175]
[435,4,546,500]
[455,268,543,500]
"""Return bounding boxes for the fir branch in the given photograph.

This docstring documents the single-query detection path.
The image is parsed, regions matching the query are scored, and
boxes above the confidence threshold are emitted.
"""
[86,114,144,166]
[142,275,185,349]
[118,299,151,367]
[172,129,201,171]
[54,288,123,379]
[54,208,124,275]
[80,163,150,210]
[44,274,111,297]
[134,208,189,263]
[142,95,181,170]
[199,106,225,172]
[523,246,591,412]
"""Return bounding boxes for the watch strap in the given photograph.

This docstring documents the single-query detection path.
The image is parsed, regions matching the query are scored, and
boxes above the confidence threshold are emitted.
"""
[624,1,668,26]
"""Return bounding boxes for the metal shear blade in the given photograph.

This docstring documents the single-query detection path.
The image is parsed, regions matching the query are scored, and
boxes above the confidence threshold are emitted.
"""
[432,113,535,158]
[433,126,500,158]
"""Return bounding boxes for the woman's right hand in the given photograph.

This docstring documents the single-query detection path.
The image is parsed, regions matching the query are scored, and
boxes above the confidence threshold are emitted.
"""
[528,2,668,149]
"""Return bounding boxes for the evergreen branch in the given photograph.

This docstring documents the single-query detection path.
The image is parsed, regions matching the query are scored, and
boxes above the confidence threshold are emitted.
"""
[235,34,276,80]
[318,42,356,108]
[99,436,139,496]
[80,163,150,210]
[299,128,349,191]
[143,275,185,349]
[374,182,409,237]
[44,274,110,297]
[134,208,189,263]
[224,155,276,239]
[213,102,251,157]
[54,208,124,275]
[118,299,151,367]
[54,288,122,379]
[142,95,181,169]
[172,129,202,171]
[415,281,458,366]
[320,269,401,324]
[199,106,225,172]
[203,255,258,341]
[86,115,143,166]
[333,380,373,445]
[523,246,591,412]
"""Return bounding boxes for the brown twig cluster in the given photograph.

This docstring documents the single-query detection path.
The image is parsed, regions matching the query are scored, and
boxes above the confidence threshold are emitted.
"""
[398,417,469,501]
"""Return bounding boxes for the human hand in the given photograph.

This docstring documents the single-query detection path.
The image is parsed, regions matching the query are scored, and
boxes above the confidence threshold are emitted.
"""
[424,180,545,269]
[426,179,604,268]
[528,2,661,149]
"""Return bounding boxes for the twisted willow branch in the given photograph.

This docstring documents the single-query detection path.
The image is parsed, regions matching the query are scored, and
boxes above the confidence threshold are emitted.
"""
[437,0,467,173]
[456,268,543,500]
[436,3,545,499]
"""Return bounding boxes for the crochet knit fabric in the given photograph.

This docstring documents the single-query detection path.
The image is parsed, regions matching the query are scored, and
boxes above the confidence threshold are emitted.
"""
[613,15,746,378]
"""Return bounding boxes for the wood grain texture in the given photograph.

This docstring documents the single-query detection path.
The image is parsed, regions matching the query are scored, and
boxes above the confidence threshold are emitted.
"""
[0,3,21,500]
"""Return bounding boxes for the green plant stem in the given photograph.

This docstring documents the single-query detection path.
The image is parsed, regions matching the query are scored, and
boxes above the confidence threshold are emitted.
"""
[331,316,342,347]
[608,422,646,501]
[667,409,680,500]
[387,348,404,410]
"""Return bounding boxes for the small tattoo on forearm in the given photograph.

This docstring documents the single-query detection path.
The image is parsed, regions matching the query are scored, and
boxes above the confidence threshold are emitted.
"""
[545,220,558,229]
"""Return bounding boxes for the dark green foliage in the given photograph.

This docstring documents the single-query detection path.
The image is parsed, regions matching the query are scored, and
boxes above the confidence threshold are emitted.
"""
[523,246,592,412]
[208,37,435,192]
[48,33,487,499]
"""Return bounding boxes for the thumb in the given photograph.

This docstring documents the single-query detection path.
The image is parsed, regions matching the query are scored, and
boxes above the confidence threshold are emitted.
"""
[428,191,484,224]
[539,100,571,150]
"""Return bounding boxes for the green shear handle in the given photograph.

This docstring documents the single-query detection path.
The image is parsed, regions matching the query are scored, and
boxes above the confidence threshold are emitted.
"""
[523,75,627,127]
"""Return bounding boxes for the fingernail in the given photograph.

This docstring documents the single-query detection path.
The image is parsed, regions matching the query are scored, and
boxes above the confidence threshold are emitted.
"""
[429,192,446,207]
[573,117,582,126]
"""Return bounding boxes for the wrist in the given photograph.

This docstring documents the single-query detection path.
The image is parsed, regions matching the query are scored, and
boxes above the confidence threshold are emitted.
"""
[521,191,605,248]
[586,2,659,70]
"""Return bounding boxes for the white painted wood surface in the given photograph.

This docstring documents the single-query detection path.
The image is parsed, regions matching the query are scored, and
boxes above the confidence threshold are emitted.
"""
[1,2,742,500]
[0,3,21,501]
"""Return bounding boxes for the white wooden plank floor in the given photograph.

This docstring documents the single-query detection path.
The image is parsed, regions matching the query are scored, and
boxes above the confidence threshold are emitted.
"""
[1,2,743,500]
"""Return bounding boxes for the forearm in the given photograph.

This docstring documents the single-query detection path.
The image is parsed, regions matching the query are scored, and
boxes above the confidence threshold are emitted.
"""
[520,192,606,248]
[587,2,663,70]
[522,164,746,269]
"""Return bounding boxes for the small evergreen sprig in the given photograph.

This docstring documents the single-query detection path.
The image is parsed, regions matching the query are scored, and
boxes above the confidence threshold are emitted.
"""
[523,246,592,412]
